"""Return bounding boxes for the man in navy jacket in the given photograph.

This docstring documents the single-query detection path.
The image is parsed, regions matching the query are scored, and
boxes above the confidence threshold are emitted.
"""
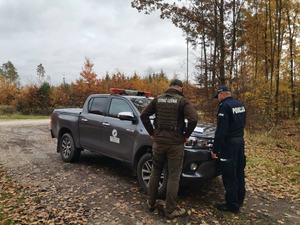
[211,85,246,213]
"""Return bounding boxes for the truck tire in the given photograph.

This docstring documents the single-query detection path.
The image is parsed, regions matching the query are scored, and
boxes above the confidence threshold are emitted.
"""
[137,153,167,197]
[59,133,81,162]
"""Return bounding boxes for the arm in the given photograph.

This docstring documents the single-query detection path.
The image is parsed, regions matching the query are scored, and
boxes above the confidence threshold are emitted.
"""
[183,99,198,139]
[213,104,229,155]
[140,99,156,136]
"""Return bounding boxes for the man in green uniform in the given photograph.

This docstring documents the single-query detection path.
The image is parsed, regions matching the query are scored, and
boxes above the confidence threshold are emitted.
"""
[140,79,198,219]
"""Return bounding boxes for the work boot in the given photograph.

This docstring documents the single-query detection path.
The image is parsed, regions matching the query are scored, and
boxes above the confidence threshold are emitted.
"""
[215,203,239,214]
[164,207,186,219]
[146,200,156,212]
[147,200,165,213]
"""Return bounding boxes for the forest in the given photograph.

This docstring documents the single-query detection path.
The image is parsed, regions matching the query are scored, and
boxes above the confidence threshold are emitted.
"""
[0,0,299,129]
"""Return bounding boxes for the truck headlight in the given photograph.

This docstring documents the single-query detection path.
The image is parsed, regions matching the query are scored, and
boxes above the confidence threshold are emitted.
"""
[190,163,198,171]
[185,137,213,149]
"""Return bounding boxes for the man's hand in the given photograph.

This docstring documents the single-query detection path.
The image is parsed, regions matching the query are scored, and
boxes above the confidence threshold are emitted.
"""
[211,151,218,159]
[184,137,188,143]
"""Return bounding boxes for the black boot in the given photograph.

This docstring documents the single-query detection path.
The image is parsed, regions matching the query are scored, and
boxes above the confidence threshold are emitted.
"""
[215,203,239,214]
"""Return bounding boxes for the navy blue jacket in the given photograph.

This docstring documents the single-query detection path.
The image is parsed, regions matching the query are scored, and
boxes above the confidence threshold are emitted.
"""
[213,97,246,155]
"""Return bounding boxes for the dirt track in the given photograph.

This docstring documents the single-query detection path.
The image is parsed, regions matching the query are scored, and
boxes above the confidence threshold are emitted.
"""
[0,120,299,224]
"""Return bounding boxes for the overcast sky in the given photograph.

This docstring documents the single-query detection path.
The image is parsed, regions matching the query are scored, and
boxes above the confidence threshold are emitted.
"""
[0,0,197,85]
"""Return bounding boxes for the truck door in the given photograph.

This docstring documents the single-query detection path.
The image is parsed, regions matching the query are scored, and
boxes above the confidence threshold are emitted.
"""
[101,97,138,161]
[79,97,108,151]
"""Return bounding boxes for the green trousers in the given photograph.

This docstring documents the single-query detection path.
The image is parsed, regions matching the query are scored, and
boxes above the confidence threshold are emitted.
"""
[148,142,184,213]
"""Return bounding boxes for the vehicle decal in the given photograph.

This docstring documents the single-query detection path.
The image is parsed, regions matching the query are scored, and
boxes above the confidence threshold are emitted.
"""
[194,127,204,133]
[110,129,120,144]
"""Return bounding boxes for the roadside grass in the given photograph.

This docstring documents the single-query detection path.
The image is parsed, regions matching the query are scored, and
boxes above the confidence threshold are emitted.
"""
[0,114,49,120]
[245,120,300,201]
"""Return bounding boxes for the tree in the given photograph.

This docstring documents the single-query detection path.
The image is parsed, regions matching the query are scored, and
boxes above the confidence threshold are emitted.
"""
[0,76,18,105]
[79,58,98,86]
[73,58,101,106]
[286,0,299,116]
[132,0,300,126]
[37,64,46,84]
[1,61,19,83]
[131,0,246,86]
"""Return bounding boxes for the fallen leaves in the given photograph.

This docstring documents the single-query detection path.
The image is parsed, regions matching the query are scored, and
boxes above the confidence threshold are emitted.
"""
[0,120,299,224]
[245,122,300,202]
[0,168,90,225]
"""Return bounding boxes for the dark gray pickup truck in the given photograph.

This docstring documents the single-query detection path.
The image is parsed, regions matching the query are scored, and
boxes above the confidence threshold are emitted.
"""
[50,91,217,194]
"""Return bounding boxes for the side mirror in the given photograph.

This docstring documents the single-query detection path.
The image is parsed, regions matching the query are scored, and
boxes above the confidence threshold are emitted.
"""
[118,112,136,122]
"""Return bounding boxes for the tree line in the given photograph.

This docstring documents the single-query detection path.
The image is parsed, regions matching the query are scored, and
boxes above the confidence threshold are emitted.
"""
[0,56,298,128]
[132,0,300,125]
[0,59,200,116]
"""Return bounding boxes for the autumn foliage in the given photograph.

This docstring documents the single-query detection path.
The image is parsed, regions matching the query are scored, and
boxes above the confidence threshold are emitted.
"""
[0,58,175,114]
[0,55,299,129]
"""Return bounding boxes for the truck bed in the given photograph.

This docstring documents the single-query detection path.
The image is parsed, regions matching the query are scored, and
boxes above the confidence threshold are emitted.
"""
[50,108,82,145]
[53,108,82,115]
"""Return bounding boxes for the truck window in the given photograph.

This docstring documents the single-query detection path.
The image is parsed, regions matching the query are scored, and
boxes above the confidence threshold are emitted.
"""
[89,97,107,115]
[108,98,133,117]
[130,97,150,112]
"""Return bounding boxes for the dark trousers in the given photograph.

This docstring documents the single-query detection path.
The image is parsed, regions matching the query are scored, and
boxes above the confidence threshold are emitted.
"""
[220,137,246,210]
[148,142,184,213]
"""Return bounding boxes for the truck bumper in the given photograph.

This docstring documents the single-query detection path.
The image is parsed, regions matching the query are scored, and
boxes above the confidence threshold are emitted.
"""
[181,148,218,181]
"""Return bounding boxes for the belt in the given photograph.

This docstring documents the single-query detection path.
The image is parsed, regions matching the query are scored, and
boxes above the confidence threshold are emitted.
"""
[226,136,243,140]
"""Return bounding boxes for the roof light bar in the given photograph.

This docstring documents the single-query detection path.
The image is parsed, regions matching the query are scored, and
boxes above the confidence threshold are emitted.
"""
[110,88,151,97]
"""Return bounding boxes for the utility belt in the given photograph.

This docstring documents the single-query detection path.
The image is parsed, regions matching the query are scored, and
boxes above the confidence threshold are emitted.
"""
[225,136,244,141]
[226,136,244,140]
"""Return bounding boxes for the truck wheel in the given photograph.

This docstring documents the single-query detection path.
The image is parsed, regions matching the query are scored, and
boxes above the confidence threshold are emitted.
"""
[137,153,167,197]
[59,133,81,162]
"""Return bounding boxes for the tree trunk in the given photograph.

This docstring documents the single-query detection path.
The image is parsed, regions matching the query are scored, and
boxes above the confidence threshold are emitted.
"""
[212,0,218,89]
[268,0,275,94]
[275,0,283,122]
[264,1,269,81]
[219,0,226,85]
[254,0,259,80]
[202,33,209,99]
[229,0,236,83]
[287,6,296,116]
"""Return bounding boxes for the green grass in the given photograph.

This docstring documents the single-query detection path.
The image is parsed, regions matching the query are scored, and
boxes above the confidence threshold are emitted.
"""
[3,219,15,225]
[0,114,49,120]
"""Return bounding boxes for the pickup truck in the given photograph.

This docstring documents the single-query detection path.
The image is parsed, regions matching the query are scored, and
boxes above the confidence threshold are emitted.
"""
[50,90,217,195]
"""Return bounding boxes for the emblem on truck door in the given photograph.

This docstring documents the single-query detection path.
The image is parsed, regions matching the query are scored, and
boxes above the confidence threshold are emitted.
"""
[110,129,120,144]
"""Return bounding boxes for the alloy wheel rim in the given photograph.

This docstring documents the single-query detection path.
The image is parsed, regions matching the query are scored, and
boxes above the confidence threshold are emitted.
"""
[61,137,72,158]
[141,159,164,189]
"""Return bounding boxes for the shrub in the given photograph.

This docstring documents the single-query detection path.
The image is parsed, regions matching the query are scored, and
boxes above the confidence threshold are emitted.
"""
[0,105,15,114]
